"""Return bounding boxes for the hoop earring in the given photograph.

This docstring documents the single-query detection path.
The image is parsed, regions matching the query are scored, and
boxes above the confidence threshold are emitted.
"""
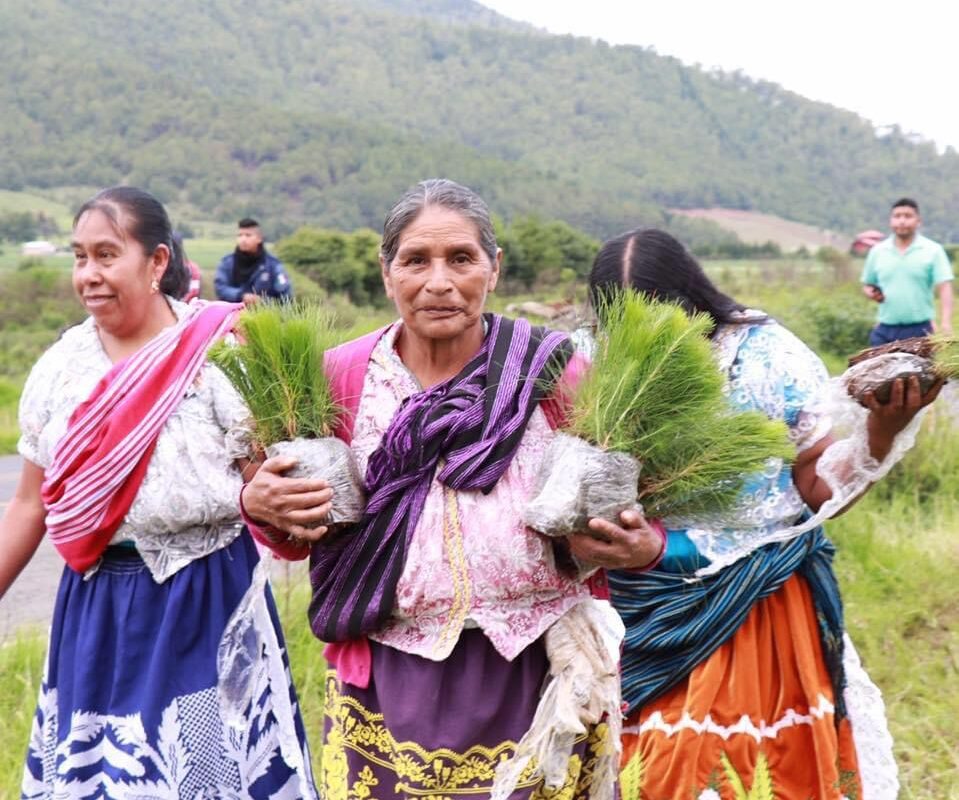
[150,279,160,294]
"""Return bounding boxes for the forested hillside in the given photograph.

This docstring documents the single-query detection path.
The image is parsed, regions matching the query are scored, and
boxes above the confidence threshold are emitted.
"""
[3,0,958,240]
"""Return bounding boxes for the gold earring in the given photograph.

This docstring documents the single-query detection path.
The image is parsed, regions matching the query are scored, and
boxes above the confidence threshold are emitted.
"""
[150,279,160,294]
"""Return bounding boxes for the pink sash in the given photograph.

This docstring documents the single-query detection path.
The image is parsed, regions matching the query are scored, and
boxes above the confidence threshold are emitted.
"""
[41,301,242,572]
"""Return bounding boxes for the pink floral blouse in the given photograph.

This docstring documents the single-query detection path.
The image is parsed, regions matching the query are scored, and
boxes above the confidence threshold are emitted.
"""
[352,325,590,661]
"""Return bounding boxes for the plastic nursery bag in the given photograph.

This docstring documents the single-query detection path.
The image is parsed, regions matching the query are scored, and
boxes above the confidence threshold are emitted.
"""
[491,598,625,800]
[844,352,937,405]
[266,436,365,529]
[524,432,641,538]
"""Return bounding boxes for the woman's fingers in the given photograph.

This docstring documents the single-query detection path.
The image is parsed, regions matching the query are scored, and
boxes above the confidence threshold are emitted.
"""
[243,457,334,529]
[568,534,619,563]
[865,375,943,417]
[264,487,334,513]
[587,507,647,539]
[283,502,334,526]
[919,377,945,406]
[284,524,329,544]
[571,509,661,569]
[259,455,298,475]
[251,460,331,499]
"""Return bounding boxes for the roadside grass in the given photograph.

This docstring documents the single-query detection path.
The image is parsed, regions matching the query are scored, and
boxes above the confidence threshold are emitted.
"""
[0,628,47,793]
[0,379,22,455]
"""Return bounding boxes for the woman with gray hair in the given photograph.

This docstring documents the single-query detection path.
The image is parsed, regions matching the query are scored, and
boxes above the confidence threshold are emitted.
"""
[242,179,664,800]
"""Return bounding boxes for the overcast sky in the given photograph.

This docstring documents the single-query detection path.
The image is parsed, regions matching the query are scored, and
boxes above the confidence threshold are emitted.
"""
[481,0,959,152]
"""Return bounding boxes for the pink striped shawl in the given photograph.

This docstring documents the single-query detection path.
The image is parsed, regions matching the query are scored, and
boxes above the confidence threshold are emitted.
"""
[41,301,242,572]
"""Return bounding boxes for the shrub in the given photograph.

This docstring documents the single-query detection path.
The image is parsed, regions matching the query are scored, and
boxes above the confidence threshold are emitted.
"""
[798,294,874,360]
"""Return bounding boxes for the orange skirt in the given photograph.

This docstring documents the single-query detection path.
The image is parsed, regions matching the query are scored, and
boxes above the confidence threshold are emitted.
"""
[619,574,862,800]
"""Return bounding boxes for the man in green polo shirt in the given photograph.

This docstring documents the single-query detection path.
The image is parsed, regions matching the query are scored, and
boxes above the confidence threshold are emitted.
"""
[861,197,954,346]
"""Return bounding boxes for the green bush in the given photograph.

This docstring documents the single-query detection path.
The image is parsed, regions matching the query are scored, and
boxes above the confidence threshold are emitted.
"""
[797,294,874,360]
[0,267,82,332]
[276,227,383,307]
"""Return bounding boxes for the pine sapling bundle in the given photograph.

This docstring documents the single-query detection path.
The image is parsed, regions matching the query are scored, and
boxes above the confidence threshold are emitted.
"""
[524,292,794,536]
[845,335,957,404]
[209,302,364,528]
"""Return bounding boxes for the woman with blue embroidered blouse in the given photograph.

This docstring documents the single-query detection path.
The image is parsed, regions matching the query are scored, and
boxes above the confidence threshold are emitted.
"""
[588,229,939,800]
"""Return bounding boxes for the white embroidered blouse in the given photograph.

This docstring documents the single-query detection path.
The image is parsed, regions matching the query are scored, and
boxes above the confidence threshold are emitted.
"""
[17,298,252,582]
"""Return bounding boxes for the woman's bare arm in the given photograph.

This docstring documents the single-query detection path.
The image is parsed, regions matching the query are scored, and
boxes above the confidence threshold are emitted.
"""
[0,461,47,599]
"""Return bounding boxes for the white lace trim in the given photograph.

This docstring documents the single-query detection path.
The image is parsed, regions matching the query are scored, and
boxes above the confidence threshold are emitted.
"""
[842,634,899,800]
[217,561,316,796]
[691,360,927,577]
[625,692,835,743]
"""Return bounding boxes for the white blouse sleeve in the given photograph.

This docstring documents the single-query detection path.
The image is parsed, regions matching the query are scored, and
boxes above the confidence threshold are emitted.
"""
[204,363,255,461]
[16,351,57,468]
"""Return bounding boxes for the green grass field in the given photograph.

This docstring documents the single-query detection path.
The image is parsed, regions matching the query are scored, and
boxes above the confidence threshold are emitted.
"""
[0,190,74,235]
[0,254,957,795]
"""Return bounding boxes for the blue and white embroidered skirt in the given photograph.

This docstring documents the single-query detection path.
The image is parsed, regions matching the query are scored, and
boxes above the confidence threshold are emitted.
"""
[21,532,317,799]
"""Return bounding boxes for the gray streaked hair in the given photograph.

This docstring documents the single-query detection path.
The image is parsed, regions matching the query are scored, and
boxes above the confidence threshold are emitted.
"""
[380,179,498,268]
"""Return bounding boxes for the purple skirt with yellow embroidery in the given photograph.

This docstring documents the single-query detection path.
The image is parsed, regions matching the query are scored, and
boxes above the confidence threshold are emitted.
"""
[321,627,609,800]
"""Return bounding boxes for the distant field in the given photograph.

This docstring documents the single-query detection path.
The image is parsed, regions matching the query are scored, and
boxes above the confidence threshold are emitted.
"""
[0,190,73,233]
[179,237,233,272]
[673,208,851,252]
[0,250,71,270]
[0,237,271,274]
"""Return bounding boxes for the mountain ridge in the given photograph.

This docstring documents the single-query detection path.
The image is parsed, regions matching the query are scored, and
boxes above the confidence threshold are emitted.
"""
[2,0,957,241]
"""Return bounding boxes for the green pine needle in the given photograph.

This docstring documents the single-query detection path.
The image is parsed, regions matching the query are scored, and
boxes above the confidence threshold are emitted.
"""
[931,336,959,379]
[209,302,343,449]
[568,291,794,519]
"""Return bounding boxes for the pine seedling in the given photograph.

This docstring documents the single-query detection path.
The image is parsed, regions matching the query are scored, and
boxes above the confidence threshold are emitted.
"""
[209,302,343,450]
[567,291,794,520]
[930,336,959,378]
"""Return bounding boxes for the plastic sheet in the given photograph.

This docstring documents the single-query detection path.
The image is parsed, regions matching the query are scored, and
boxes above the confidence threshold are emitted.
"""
[524,433,641,538]
[216,561,318,797]
[266,436,365,529]
[844,352,937,404]
[491,599,624,800]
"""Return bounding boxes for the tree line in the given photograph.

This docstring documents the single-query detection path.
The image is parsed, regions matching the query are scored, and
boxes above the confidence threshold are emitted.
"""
[0,212,60,244]
[275,215,601,305]
[3,0,959,243]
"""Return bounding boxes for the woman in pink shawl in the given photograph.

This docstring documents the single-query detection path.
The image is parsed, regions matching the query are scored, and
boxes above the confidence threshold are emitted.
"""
[242,179,667,800]
[0,187,316,798]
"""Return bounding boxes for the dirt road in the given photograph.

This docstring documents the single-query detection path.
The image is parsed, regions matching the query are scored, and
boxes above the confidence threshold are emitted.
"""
[0,454,308,639]
[0,455,62,638]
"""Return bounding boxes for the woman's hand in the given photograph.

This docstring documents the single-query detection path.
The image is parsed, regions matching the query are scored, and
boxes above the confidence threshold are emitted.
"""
[567,508,665,571]
[863,375,944,461]
[242,456,334,543]
[794,375,944,513]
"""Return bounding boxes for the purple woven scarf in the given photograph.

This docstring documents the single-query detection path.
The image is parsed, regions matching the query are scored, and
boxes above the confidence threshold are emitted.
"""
[308,314,573,642]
